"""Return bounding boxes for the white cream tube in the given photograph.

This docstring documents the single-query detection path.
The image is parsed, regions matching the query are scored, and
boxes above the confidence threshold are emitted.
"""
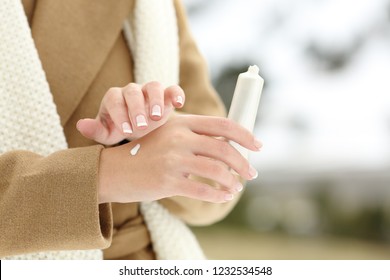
[227,65,264,160]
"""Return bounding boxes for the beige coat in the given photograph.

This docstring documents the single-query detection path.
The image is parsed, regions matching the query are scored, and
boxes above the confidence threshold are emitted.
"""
[0,0,240,259]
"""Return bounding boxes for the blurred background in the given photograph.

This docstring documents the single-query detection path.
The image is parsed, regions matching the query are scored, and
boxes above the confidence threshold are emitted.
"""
[183,0,390,259]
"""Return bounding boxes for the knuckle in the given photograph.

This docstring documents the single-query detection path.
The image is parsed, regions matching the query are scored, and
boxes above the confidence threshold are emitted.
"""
[209,162,225,178]
[194,184,209,199]
[105,88,122,108]
[145,81,162,90]
[217,117,234,131]
[106,87,120,96]
[105,87,120,100]
[168,129,187,146]
[218,141,231,156]
[144,81,163,99]
[171,115,186,127]
[123,83,140,97]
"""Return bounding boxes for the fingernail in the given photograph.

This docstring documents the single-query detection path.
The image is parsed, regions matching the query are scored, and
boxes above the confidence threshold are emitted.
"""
[122,122,132,134]
[224,194,234,201]
[249,165,258,179]
[235,183,244,192]
[136,115,147,127]
[176,96,183,106]
[254,138,263,150]
[151,105,162,117]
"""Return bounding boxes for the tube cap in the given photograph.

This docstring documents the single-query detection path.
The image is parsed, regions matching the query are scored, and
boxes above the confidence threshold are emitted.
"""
[248,65,260,75]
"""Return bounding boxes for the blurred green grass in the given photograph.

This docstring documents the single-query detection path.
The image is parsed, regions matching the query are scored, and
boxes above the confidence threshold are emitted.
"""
[192,225,390,260]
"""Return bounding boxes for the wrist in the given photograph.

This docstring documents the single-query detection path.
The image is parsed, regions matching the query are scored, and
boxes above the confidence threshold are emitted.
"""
[98,147,113,204]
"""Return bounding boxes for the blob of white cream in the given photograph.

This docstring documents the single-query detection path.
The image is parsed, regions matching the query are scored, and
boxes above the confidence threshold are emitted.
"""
[130,143,141,156]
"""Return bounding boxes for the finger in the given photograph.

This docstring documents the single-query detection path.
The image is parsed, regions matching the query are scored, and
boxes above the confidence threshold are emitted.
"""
[174,178,236,203]
[164,85,185,108]
[184,115,262,151]
[181,155,243,193]
[122,83,148,130]
[142,81,164,121]
[103,87,133,135]
[191,134,257,180]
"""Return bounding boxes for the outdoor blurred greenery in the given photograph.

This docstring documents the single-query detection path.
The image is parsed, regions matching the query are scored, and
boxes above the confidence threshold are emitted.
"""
[185,0,390,259]
[192,179,390,259]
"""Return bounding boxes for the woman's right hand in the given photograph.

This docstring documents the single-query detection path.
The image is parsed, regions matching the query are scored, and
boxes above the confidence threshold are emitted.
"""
[98,114,262,204]
[76,81,185,145]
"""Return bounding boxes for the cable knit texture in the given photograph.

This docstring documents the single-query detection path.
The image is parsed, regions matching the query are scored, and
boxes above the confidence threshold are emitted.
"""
[140,202,205,260]
[1,0,205,260]
[0,0,67,156]
[125,0,179,87]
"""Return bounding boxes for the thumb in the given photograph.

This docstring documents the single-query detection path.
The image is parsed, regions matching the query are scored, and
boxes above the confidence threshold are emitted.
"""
[76,118,108,142]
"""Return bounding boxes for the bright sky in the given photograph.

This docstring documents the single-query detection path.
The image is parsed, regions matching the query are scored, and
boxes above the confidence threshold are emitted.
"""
[184,0,390,172]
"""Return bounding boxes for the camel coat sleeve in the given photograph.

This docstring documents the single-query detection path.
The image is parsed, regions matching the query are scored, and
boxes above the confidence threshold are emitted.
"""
[0,147,112,258]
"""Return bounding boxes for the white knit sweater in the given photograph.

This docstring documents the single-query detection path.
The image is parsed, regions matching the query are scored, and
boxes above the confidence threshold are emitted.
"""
[0,0,205,260]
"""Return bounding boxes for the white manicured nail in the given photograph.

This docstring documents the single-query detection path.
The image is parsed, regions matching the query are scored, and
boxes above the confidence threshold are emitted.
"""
[176,96,183,106]
[249,166,258,179]
[236,183,244,192]
[151,105,162,117]
[254,139,263,151]
[122,122,132,134]
[136,115,147,127]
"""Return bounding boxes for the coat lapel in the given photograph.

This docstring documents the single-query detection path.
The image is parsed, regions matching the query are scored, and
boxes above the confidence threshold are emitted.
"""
[31,0,132,125]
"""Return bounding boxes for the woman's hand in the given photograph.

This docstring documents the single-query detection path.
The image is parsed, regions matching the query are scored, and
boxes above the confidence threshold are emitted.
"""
[76,81,185,145]
[98,115,262,204]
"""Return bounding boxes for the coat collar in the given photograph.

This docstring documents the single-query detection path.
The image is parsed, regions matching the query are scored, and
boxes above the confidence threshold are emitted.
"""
[31,0,133,125]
